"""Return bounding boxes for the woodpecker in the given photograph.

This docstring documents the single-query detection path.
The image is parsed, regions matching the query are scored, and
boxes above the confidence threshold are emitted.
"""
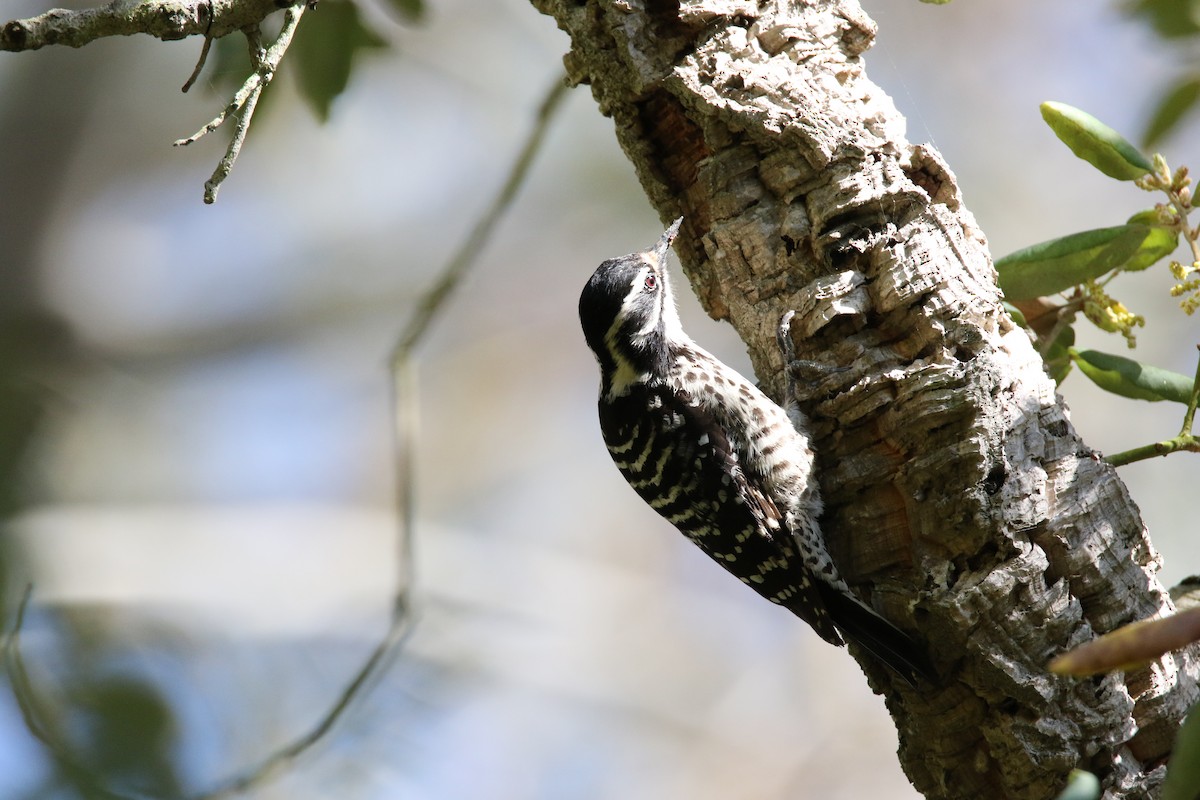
[578,217,932,686]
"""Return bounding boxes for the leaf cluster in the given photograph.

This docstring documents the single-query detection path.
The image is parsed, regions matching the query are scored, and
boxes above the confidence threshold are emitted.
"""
[995,102,1200,470]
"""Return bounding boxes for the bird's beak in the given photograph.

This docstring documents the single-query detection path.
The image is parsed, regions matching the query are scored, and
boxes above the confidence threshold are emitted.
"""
[651,217,683,265]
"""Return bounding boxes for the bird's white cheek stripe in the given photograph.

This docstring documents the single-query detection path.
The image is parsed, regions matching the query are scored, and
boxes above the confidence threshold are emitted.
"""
[654,266,687,343]
[602,272,654,399]
[628,267,663,338]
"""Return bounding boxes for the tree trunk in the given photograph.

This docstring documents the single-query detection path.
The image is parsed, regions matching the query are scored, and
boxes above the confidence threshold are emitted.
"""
[530,1,1200,798]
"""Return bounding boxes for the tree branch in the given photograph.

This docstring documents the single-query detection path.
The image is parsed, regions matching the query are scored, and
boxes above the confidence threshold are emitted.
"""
[532,1,1200,798]
[174,5,307,203]
[2,0,312,203]
[0,0,287,53]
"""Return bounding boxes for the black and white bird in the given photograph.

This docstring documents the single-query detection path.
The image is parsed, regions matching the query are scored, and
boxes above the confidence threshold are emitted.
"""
[578,217,932,686]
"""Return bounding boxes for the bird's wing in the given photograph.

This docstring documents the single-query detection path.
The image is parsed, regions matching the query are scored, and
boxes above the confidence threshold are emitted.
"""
[665,384,844,645]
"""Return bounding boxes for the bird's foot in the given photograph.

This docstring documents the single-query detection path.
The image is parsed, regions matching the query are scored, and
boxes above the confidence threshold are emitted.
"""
[777,310,852,400]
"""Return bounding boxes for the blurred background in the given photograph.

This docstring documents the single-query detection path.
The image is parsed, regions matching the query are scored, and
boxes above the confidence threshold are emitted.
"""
[1,0,1197,798]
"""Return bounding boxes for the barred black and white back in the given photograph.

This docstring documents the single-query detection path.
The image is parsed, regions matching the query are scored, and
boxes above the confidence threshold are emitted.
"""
[578,218,932,685]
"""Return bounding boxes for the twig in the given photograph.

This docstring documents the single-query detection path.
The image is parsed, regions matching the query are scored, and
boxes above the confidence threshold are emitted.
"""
[190,599,415,800]
[2,496,413,800]
[3,587,154,800]
[197,72,571,800]
[1104,436,1200,466]
[388,70,567,590]
[2,68,570,800]
[188,74,572,800]
[1106,345,1200,466]
[181,1,216,94]
[181,34,213,93]
[0,0,282,52]
[1178,343,1200,438]
[3,0,301,203]
[4,586,52,747]
[1162,178,1199,268]
[174,4,307,203]
[389,77,570,360]
[386,72,568,583]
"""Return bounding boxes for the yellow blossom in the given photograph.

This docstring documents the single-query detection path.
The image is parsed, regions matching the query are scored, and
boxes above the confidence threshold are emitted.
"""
[1082,281,1144,347]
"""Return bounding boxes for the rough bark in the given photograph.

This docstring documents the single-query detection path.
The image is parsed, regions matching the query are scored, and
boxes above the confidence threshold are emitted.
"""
[531,1,1200,798]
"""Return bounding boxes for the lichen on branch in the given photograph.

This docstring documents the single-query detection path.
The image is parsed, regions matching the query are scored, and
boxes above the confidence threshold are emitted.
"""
[0,0,288,52]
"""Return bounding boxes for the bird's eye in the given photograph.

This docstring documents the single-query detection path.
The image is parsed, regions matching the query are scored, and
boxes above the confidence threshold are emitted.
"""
[644,274,658,291]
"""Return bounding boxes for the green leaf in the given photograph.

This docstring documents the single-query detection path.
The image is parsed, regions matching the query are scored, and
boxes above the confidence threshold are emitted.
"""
[383,0,425,21]
[290,0,389,122]
[1040,101,1153,180]
[1071,348,1195,403]
[1143,75,1200,149]
[1002,301,1027,327]
[1054,770,1101,800]
[1045,324,1075,385]
[1164,702,1200,800]
[1123,210,1180,271]
[996,225,1150,301]
[1128,0,1200,39]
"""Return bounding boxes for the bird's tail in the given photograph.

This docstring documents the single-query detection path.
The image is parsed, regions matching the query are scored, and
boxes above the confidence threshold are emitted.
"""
[816,583,935,688]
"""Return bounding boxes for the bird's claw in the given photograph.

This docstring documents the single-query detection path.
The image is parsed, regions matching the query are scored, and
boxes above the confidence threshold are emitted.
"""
[778,309,851,399]
[777,310,797,365]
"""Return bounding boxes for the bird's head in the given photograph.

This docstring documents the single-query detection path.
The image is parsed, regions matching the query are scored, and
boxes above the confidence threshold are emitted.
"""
[579,218,685,394]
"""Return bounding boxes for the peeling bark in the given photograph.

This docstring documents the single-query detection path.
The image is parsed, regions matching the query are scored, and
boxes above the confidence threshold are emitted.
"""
[531,1,1200,797]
